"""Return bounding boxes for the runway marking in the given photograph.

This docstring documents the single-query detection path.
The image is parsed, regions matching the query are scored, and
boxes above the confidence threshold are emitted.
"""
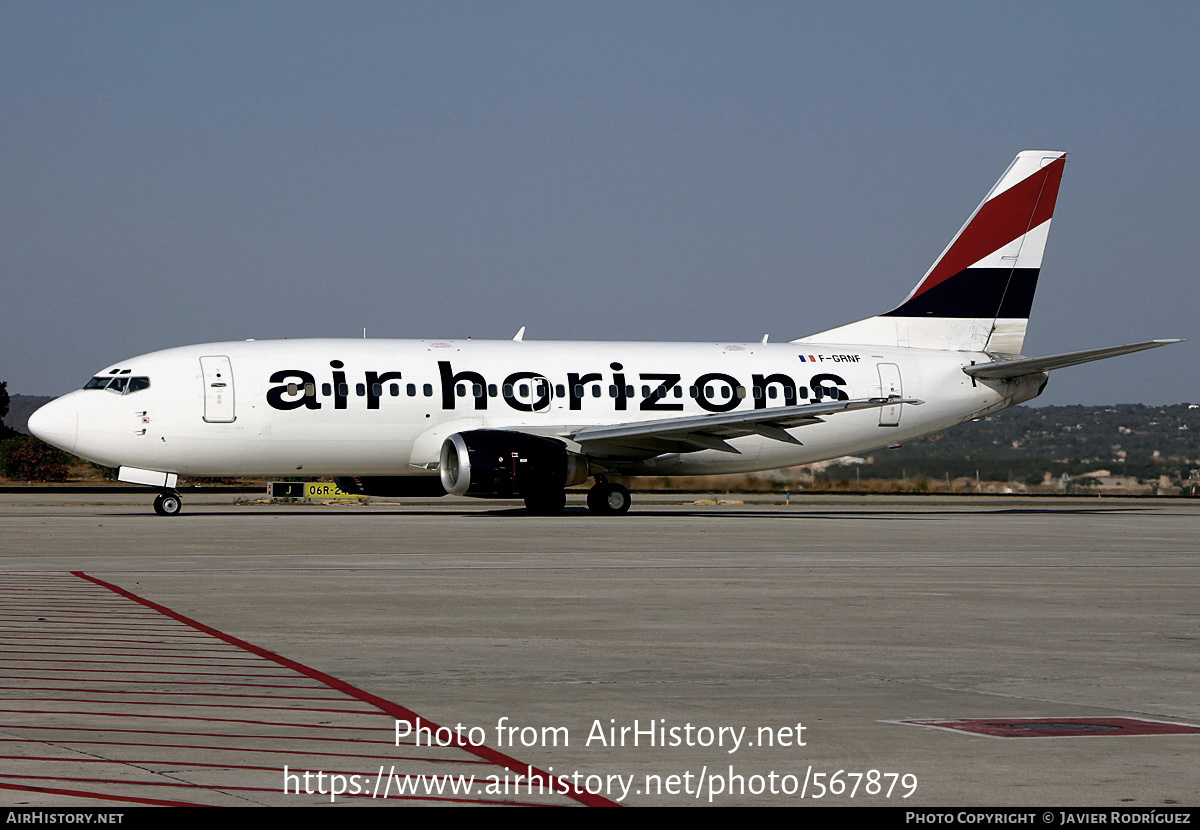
[0,572,618,807]
[895,717,1200,739]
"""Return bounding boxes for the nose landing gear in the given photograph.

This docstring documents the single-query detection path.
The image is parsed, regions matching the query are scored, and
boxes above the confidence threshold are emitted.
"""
[153,490,182,516]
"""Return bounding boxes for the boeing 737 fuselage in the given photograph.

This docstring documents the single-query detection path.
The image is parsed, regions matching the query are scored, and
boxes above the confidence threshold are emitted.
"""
[28,151,1179,515]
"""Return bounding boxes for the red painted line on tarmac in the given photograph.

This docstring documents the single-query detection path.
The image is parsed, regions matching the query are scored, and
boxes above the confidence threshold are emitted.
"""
[0,645,269,655]
[73,570,620,807]
[0,737,493,764]
[3,673,338,689]
[0,655,298,670]
[5,686,355,700]
[2,619,221,628]
[901,716,1200,738]
[0,635,220,644]
[0,780,204,807]
[0,723,408,745]
[7,695,385,712]
[0,743,492,762]
[0,708,385,730]
[5,756,469,776]
[1,775,554,807]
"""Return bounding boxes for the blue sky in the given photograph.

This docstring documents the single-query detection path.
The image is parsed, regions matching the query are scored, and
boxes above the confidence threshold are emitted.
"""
[3,1,1197,404]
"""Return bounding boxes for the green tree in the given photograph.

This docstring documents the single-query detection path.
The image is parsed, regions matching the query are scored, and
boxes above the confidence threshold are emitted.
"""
[1,435,71,482]
[0,381,13,440]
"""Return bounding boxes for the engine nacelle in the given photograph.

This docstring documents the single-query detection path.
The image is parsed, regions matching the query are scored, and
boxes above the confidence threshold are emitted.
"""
[333,476,447,497]
[439,430,589,498]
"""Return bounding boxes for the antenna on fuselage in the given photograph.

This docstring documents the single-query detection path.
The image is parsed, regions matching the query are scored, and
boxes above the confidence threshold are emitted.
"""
[513,326,526,341]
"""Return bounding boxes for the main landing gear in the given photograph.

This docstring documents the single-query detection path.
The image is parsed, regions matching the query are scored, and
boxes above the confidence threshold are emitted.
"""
[153,490,182,516]
[521,480,633,515]
[587,480,631,515]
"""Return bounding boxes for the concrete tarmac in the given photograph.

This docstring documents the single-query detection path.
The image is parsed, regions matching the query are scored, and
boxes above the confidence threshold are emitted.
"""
[0,492,1197,807]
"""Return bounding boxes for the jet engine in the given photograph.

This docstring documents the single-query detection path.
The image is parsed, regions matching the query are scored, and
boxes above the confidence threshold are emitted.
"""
[439,430,589,499]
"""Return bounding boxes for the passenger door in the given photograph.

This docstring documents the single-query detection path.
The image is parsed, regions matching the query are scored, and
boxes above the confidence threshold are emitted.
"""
[200,355,236,423]
[877,363,902,427]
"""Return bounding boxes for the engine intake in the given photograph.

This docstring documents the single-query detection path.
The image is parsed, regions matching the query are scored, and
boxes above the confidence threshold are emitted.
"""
[439,430,589,498]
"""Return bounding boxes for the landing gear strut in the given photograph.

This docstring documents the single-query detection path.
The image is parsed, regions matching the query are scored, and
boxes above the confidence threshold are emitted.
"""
[153,490,182,516]
[587,481,631,515]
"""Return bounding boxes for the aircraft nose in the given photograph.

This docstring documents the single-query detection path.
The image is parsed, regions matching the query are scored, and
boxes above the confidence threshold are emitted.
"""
[27,396,79,453]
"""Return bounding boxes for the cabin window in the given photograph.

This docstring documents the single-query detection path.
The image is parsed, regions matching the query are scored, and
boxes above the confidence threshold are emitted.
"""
[423,384,433,397]
[322,383,332,396]
[406,383,416,396]
[488,384,498,397]
[389,383,400,396]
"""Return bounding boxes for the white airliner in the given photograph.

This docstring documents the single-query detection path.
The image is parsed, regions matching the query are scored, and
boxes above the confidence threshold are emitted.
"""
[29,151,1179,516]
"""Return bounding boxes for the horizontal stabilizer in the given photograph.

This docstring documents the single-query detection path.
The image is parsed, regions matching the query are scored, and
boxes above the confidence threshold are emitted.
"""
[963,340,1183,380]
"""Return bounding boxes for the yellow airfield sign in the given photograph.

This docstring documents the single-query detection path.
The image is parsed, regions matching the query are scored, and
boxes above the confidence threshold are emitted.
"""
[267,482,358,499]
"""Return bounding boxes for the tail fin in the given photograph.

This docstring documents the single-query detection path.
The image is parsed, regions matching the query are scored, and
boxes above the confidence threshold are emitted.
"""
[795,150,1067,354]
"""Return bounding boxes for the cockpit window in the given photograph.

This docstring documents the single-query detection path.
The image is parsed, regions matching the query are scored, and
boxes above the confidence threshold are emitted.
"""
[83,376,150,394]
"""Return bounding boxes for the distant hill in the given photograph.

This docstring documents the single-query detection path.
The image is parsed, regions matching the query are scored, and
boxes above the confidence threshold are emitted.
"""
[820,402,1200,484]
[4,395,55,435]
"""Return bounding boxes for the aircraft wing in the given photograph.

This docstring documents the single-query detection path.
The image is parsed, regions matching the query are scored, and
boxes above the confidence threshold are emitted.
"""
[569,397,922,457]
[963,339,1183,380]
